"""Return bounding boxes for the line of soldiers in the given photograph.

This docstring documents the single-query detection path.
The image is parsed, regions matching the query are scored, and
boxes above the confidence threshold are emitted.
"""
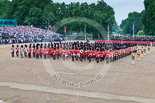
[96,40,151,46]
[131,46,151,64]
[11,41,138,63]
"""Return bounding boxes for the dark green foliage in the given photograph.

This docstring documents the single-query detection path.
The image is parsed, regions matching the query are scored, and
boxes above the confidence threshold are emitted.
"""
[120,0,155,36]
[142,0,155,36]
[120,11,143,35]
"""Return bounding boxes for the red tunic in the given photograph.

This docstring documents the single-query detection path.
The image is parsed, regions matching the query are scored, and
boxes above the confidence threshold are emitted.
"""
[11,48,15,53]
[74,50,77,56]
[43,49,47,55]
[36,49,39,55]
[33,48,36,53]
[40,48,43,54]
[53,51,56,56]
[105,51,110,58]
[70,50,73,55]
[93,51,96,57]
[62,50,66,56]
[88,51,92,58]
[48,49,51,54]
[51,48,54,54]
[28,48,32,54]
[16,47,19,53]
[83,51,86,56]
[100,52,104,57]
[96,52,100,58]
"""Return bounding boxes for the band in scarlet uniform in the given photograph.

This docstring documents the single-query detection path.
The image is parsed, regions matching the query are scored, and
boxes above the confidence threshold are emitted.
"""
[11,40,152,64]
[136,49,140,61]
[131,53,135,64]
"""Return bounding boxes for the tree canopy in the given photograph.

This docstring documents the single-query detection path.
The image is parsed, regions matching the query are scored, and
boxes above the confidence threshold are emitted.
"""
[120,0,155,36]
[120,11,143,35]
[142,0,155,36]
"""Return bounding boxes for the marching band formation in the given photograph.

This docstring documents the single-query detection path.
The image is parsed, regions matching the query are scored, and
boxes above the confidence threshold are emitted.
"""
[10,41,143,64]
[131,46,151,64]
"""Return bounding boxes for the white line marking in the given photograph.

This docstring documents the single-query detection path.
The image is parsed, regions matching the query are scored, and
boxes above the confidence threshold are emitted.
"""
[0,82,155,103]
[11,58,21,59]
[55,72,75,75]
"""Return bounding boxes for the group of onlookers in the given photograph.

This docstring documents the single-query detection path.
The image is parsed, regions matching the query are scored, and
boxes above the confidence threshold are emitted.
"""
[0,25,60,36]
[110,36,155,42]
[0,25,63,44]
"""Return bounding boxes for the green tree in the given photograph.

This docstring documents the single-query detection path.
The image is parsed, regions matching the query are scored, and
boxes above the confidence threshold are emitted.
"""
[120,11,143,35]
[142,0,155,36]
[24,7,43,26]
[137,30,145,35]
[0,0,12,19]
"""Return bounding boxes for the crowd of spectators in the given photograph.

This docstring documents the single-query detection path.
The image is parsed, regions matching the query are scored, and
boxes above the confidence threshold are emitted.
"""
[0,25,64,44]
[0,25,61,36]
[110,36,155,42]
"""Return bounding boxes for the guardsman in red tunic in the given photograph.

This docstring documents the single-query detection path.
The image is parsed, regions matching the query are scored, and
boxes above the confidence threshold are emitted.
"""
[56,48,59,59]
[96,50,100,63]
[66,48,70,60]
[83,49,86,61]
[86,48,90,60]
[100,49,104,62]
[62,49,66,60]
[92,49,96,61]
[75,48,78,61]
[45,47,49,59]
[36,46,39,59]
[116,49,119,61]
[79,49,83,62]
[28,44,32,58]
[88,49,92,62]
[25,45,28,57]
[109,50,113,63]
[39,44,43,59]
[71,48,74,61]
[16,45,19,57]
[50,47,54,58]
[47,47,50,59]
[59,47,62,59]
[43,46,47,59]
[53,48,56,60]
[105,50,110,64]
[11,45,15,57]
[68,48,72,59]
[20,45,24,58]
[112,50,116,62]
[32,44,36,58]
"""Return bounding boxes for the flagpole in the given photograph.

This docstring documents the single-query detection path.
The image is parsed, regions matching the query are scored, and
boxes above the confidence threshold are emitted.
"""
[108,24,110,41]
[85,25,86,41]
[133,23,135,38]
[64,26,66,37]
